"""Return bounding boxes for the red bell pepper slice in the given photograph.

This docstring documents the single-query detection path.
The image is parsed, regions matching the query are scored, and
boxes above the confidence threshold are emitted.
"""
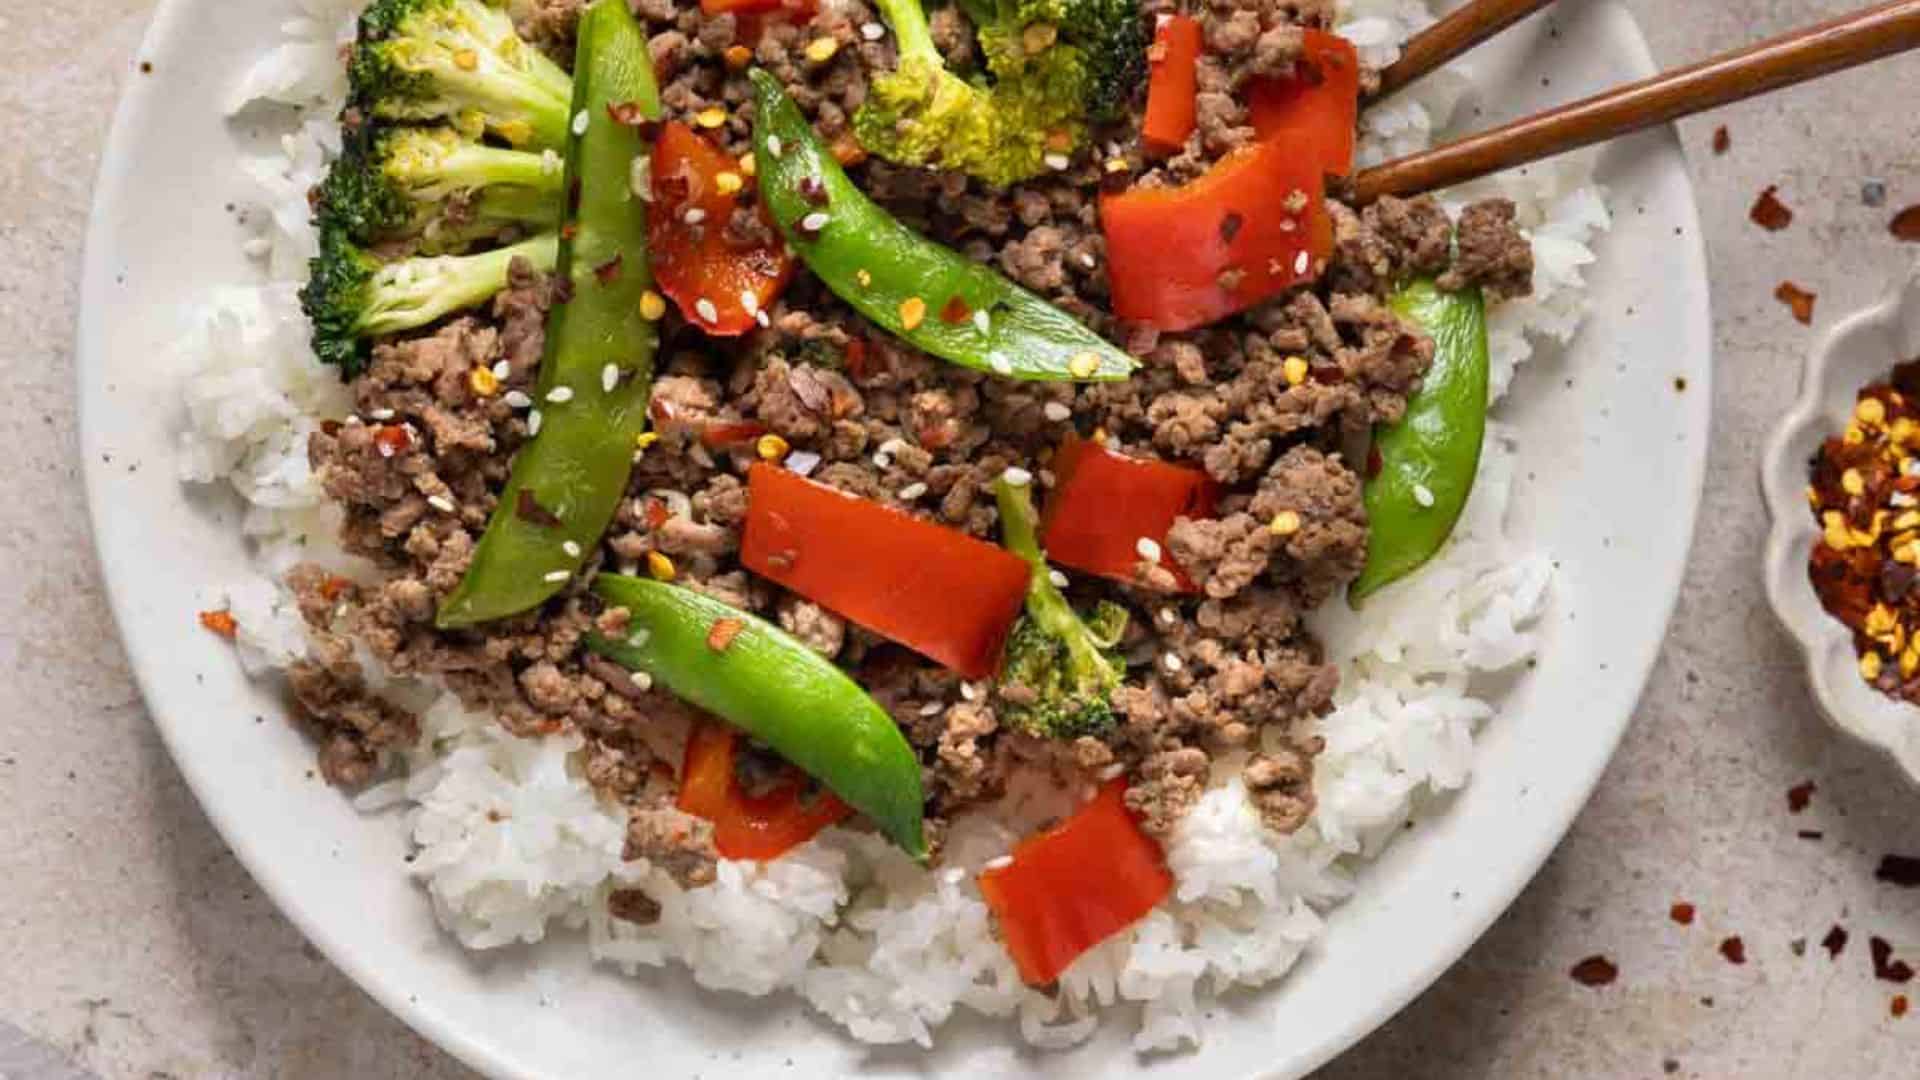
[1101,138,1332,332]
[648,121,795,337]
[978,779,1174,986]
[1141,14,1202,156]
[1039,436,1218,592]
[740,463,1030,679]
[1248,29,1361,178]
[677,722,851,861]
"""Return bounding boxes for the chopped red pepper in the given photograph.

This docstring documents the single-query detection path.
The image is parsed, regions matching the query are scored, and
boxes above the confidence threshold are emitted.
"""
[1101,138,1331,331]
[648,121,794,336]
[1039,436,1218,592]
[1140,14,1202,156]
[1247,29,1360,179]
[978,779,1173,985]
[698,419,771,449]
[677,722,850,861]
[740,463,1030,678]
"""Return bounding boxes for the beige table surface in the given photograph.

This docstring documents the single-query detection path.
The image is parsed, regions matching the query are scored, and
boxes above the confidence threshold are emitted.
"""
[5,1,1920,1077]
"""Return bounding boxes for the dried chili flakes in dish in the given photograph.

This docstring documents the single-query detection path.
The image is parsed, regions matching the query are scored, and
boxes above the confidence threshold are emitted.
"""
[1805,363,1920,704]
[1751,185,1794,231]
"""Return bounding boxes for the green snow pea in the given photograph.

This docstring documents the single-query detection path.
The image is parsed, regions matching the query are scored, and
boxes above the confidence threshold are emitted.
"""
[1350,278,1489,604]
[438,0,660,628]
[747,68,1136,383]
[586,575,929,860]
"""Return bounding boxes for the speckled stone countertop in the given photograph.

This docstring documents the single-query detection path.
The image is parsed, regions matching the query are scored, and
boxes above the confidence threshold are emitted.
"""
[5,1,1919,1076]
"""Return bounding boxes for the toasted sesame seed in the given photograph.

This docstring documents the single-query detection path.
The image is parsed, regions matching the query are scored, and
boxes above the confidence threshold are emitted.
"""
[959,681,978,701]
[766,134,783,156]
[1044,152,1071,171]
[1269,510,1301,536]
[647,551,676,581]
[785,449,822,476]
[427,494,456,513]
[543,569,571,583]
[1002,466,1033,487]
[1136,536,1162,561]
[572,109,590,136]
[973,309,990,333]
[714,170,743,196]
[562,540,582,558]
[860,20,885,40]
[630,155,652,200]
[1068,352,1101,378]
[1158,607,1178,625]
[504,390,533,409]
[898,481,928,500]
[755,309,771,328]
[683,207,707,225]
[639,290,667,321]
[1043,401,1071,422]
[919,702,943,716]
[527,409,544,436]
[546,386,575,403]
[695,298,719,323]
[1412,483,1436,508]
[756,433,790,461]
[696,107,727,129]
[899,296,927,330]
[1079,252,1096,269]
[804,36,840,63]
[491,360,511,380]
[602,363,619,393]
[983,855,1013,871]
[1048,569,1069,589]
[740,289,760,317]
[872,452,892,469]
[630,670,654,691]
[1162,652,1183,672]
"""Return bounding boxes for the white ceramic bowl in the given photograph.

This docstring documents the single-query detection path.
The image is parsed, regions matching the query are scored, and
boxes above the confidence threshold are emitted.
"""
[1761,264,1920,786]
[76,1,1711,1076]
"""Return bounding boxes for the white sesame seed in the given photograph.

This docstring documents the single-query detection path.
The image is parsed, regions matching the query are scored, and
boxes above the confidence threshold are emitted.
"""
[1001,466,1033,487]
[1294,250,1310,275]
[1136,536,1163,562]
[427,494,456,513]
[943,867,965,885]
[959,681,978,702]
[1162,652,1184,672]
[740,289,759,317]
[543,569,570,583]
[572,109,590,136]
[546,386,575,403]
[368,407,395,421]
[973,309,990,333]
[983,855,1013,871]
[1896,491,1918,508]
[1159,607,1178,625]
[878,437,909,456]
[1042,401,1071,422]
[602,363,619,393]
[919,702,943,716]
[631,155,653,201]
[1099,762,1126,781]
[527,409,544,436]
[562,540,582,558]
[755,309,771,328]
[1048,569,1069,589]
[785,449,822,476]
[860,20,885,39]
[766,134,783,156]
[683,207,707,225]
[542,148,564,175]
[988,352,1013,375]
[492,360,511,380]
[872,452,892,469]
[695,297,719,323]
[1412,483,1436,508]
[1043,152,1071,171]
[1080,252,1096,269]
[627,629,651,649]
[800,211,830,233]
[898,481,928,500]
[630,670,654,691]
[504,390,533,409]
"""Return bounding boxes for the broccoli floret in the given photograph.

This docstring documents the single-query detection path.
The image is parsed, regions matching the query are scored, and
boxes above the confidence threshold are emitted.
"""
[300,225,558,375]
[349,0,574,150]
[992,475,1130,740]
[960,0,1147,124]
[854,0,1093,186]
[319,126,565,253]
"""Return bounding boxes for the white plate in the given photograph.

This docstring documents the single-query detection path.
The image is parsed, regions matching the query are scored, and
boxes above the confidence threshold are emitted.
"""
[1760,264,1920,785]
[76,2,1710,1077]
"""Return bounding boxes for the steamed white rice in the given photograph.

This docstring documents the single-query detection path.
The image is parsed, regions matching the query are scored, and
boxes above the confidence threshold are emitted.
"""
[181,0,1610,1053]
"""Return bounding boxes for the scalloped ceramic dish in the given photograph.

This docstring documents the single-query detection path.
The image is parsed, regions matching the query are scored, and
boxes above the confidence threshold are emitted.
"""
[1761,264,1920,786]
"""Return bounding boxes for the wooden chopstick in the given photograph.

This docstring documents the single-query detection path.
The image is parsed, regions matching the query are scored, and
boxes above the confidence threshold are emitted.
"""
[1372,0,1559,101]
[1355,0,1920,205]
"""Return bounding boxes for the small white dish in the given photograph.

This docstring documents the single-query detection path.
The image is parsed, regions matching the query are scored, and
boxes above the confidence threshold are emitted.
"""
[1761,264,1920,786]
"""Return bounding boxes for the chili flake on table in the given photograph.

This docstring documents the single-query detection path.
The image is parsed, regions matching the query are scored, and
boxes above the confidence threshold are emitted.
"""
[1806,360,1920,700]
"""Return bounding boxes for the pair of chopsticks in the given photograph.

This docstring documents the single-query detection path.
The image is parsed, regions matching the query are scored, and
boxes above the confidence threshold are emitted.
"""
[1355,0,1920,204]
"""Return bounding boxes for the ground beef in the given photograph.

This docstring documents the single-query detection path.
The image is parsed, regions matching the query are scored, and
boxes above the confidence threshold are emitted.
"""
[626,796,718,887]
[284,627,418,787]
[1245,748,1315,834]
[1440,198,1535,300]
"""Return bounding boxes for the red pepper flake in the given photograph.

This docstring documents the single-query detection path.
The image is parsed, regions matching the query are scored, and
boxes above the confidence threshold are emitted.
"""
[642,496,671,529]
[198,609,238,640]
[1775,281,1816,325]
[1711,125,1730,155]
[605,100,651,127]
[1366,444,1383,479]
[1895,994,1911,1018]
[318,575,354,602]
[372,423,413,459]
[1569,954,1618,987]
[1891,205,1920,242]
[1719,936,1747,965]
[1219,211,1244,245]
[1823,924,1850,959]
[1750,185,1793,231]
[561,221,580,242]
[1872,937,1917,983]
[938,294,972,325]
[843,336,869,380]
[796,175,829,207]
[1877,854,1920,887]
[707,617,745,652]
[594,254,624,285]
[1786,779,1816,813]
[1670,901,1696,926]
[515,488,564,528]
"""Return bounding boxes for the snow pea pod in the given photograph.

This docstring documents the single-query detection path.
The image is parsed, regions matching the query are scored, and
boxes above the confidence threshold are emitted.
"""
[747,68,1136,383]
[1350,278,1489,603]
[438,0,660,628]
[587,575,929,860]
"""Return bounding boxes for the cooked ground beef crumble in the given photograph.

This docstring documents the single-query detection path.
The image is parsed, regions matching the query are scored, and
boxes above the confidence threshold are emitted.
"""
[286,0,1532,880]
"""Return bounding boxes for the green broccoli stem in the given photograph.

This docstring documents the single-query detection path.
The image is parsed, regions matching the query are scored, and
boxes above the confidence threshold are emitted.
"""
[873,0,941,66]
[420,139,562,195]
[994,475,1112,678]
[357,231,558,338]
